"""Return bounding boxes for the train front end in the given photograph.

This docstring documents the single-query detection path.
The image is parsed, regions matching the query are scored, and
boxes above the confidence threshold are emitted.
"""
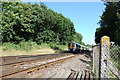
[68,41,76,52]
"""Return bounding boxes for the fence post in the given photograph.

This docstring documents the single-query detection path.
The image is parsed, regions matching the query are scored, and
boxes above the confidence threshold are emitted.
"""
[100,36,110,78]
[92,45,95,74]
[92,44,101,79]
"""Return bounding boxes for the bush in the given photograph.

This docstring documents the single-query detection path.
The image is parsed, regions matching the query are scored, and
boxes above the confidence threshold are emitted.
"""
[39,43,50,49]
[3,42,16,51]
[49,43,61,50]
[3,41,39,51]
[2,42,67,52]
[18,41,39,51]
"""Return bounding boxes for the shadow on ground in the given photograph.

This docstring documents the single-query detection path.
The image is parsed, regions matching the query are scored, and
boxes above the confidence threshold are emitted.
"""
[57,49,92,57]
[79,58,88,63]
[81,50,92,58]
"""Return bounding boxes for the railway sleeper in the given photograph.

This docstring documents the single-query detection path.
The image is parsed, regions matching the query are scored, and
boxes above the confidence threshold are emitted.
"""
[67,69,94,80]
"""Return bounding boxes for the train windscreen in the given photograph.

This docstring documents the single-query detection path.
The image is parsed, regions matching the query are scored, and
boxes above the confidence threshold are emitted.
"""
[72,43,75,47]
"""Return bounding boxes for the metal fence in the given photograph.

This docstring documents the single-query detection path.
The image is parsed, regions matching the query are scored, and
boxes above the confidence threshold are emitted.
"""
[100,43,120,78]
[92,36,120,79]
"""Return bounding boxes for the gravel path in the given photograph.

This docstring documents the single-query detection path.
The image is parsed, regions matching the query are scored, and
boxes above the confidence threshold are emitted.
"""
[28,54,89,78]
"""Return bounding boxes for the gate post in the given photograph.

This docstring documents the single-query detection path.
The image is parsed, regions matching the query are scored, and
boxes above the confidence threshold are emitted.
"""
[100,36,110,78]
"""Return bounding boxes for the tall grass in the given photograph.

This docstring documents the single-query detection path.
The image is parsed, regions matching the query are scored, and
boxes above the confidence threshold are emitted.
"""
[2,42,67,51]
[49,43,67,50]
[2,41,68,57]
[3,41,40,51]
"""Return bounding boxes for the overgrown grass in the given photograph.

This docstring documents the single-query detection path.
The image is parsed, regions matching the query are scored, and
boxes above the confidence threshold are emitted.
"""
[49,43,67,50]
[3,41,40,51]
[2,41,68,56]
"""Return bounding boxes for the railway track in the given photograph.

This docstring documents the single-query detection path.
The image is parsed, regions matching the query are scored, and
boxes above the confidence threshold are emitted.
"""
[1,53,75,78]
[67,69,94,80]
[40,68,94,80]
[0,53,70,66]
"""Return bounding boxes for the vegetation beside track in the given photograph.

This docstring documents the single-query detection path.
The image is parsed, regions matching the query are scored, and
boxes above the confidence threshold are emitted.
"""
[1,2,84,45]
[1,2,85,57]
[1,41,68,57]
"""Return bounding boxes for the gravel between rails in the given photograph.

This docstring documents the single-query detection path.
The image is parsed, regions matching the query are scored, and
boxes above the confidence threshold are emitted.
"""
[1,54,90,79]
[1,54,72,78]
[1,54,75,78]
[1,53,70,66]
[26,54,89,78]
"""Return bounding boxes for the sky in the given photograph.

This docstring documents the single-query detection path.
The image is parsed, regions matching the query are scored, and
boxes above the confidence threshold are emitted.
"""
[44,2,105,45]
[23,0,106,45]
[23,0,102,2]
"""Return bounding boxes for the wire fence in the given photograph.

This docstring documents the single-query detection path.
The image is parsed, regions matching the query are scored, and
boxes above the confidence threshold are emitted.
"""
[92,36,120,79]
[110,44,120,71]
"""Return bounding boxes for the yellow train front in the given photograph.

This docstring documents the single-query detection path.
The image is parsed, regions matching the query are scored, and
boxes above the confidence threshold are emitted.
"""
[68,41,81,52]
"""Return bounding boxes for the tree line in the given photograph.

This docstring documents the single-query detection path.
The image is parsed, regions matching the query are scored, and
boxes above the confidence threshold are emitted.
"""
[1,2,84,45]
[95,2,120,45]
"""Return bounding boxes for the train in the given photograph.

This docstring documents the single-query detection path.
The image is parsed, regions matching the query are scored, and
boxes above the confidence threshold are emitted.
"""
[68,41,89,52]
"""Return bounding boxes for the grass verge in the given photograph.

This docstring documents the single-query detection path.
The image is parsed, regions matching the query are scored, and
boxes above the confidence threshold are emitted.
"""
[1,41,68,57]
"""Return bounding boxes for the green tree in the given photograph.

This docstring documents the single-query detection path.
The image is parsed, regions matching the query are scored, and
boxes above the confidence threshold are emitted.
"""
[95,2,120,45]
[72,32,83,44]
[1,2,83,45]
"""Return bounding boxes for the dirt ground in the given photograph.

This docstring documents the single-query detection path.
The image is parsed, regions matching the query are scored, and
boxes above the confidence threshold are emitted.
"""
[25,54,90,78]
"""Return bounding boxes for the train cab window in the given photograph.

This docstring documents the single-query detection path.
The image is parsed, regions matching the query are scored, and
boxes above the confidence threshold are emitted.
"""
[68,43,70,47]
[76,44,78,47]
[72,43,75,47]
